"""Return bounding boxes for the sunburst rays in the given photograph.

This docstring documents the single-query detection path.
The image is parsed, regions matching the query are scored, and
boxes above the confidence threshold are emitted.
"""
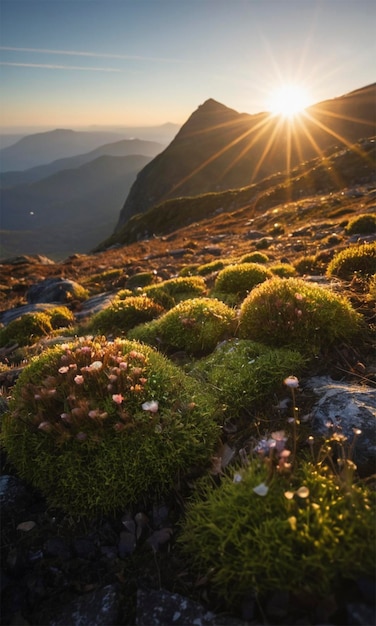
[164,87,375,204]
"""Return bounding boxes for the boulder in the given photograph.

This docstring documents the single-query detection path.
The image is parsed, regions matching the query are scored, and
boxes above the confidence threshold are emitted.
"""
[26,278,85,304]
[305,376,376,476]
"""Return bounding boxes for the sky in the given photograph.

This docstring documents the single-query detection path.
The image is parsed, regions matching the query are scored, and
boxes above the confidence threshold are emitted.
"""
[0,0,375,131]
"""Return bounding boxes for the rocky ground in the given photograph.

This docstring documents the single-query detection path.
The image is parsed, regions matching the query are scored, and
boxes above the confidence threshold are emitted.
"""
[0,181,375,625]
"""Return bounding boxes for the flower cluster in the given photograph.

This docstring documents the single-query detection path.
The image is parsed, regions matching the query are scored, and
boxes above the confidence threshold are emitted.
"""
[254,429,292,478]
[20,339,160,444]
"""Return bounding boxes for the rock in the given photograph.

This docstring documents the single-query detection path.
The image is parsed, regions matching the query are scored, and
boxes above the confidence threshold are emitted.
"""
[26,278,85,304]
[0,303,60,326]
[136,588,215,625]
[75,292,114,320]
[0,255,55,265]
[168,248,195,258]
[0,475,33,525]
[346,602,376,626]
[44,537,72,561]
[202,246,223,256]
[40,584,120,626]
[244,230,265,240]
[305,376,376,475]
[136,588,247,625]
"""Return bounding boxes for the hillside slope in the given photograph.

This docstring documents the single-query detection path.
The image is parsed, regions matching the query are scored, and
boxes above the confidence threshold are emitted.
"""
[115,84,376,230]
[97,136,375,251]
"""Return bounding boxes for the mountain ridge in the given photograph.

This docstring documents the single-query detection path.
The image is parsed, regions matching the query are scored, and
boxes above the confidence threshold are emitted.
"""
[0,138,165,188]
[114,84,376,234]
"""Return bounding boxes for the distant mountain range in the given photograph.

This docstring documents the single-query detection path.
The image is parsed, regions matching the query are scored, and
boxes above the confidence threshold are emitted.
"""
[0,124,180,171]
[114,84,376,233]
[0,139,165,188]
[0,130,174,259]
[0,150,158,259]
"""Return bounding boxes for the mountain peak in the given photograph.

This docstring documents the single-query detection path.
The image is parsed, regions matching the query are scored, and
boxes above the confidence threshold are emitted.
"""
[196,98,239,116]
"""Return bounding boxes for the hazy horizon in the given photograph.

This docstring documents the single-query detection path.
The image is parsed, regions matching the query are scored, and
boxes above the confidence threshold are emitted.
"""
[1,0,375,132]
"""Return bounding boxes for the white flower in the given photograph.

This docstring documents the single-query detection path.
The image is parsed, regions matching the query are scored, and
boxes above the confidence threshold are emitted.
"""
[284,376,299,388]
[89,361,103,370]
[233,473,243,483]
[253,482,269,496]
[296,486,310,498]
[142,400,159,413]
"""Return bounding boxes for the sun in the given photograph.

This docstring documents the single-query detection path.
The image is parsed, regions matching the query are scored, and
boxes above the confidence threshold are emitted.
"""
[268,84,310,118]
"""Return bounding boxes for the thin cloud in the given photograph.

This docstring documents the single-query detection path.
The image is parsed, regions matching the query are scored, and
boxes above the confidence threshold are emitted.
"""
[0,46,179,63]
[0,61,122,72]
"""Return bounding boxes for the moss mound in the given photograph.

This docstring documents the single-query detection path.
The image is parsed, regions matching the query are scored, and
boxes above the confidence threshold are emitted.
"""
[239,252,269,264]
[128,298,237,356]
[0,306,75,348]
[326,242,376,279]
[269,263,296,278]
[191,339,305,419]
[1,338,220,516]
[143,276,207,308]
[196,260,228,276]
[179,460,375,605]
[238,277,363,356]
[124,271,155,289]
[89,296,164,336]
[211,263,272,304]
[345,213,376,235]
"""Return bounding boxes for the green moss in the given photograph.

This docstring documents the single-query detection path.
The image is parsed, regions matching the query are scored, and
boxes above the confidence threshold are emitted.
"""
[367,274,376,301]
[211,263,272,304]
[269,263,296,278]
[1,338,220,516]
[115,289,133,300]
[345,213,376,235]
[128,297,237,356]
[239,252,269,264]
[294,254,327,276]
[143,276,207,308]
[47,306,75,329]
[82,269,123,294]
[125,271,155,289]
[178,264,199,277]
[89,296,165,336]
[179,460,375,605]
[191,339,305,419]
[326,242,376,279]
[196,260,228,276]
[238,277,363,356]
[0,312,53,347]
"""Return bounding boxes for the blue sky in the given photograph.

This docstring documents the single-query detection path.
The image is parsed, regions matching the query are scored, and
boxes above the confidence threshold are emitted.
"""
[0,0,375,130]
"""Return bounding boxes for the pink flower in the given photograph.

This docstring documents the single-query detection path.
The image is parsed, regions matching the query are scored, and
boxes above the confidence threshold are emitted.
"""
[112,394,124,405]
[38,422,51,431]
[80,346,92,354]
[58,366,69,374]
[74,375,84,385]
